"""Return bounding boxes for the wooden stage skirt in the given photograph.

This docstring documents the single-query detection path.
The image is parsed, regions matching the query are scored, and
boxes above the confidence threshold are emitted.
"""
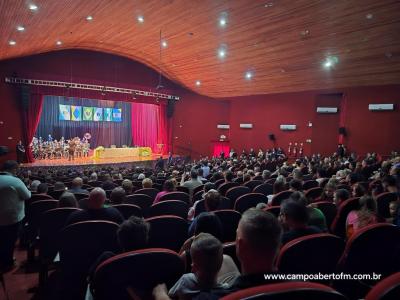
[92,147,152,159]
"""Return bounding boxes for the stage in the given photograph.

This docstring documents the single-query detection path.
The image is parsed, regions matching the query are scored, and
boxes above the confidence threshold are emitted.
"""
[20,153,171,169]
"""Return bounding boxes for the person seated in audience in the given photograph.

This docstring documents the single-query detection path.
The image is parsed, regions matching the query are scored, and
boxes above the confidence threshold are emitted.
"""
[197,168,207,184]
[188,182,216,220]
[242,173,251,184]
[137,173,146,181]
[388,201,398,224]
[320,181,336,202]
[351,182,366,198]
[110,187,126,204]
[37,183,49,195]
[267,176,286,204]
[69,177,89,195]
[280,199,321,245]
[289,192,327,232]
[201,161,210,178]
[292,169,303,183]
[333,188,350,207]
[224,171,234,183]
[66,187,124,225]
[188,190,221,236]
[101,174,117,191]
[142,177,153,189]
[121,179,134,195]
[58,192,78,208]
[54,181,66,192]
[315,168,328,184]
[289,179,302,192]
[262,170,271,181]
[30,180,41,192]
[346,195,380,238]
[181,169,203,197]
[154,179,176,204]
[88,172,98,184]
[382,175,398,194]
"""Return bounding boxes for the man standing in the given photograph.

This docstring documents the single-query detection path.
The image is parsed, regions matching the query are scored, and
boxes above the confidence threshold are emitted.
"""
[0,160,31,271]
[16,141,25,164]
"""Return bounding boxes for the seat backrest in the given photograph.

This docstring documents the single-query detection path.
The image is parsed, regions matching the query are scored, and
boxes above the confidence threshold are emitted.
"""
[235,193,268,213]
[112,204,142,219]
[226,186,251,204]
[194,199,206,217]
[214,179,225,188]
[73,192,89,201]
[244,180,264,191]
[48,189,66,200]
[193,184,205,195]
[263,206,281,218]
[276,233,345,277]
[218,182,240,196]
[214,210,242,242]
[304,187,323,202]
[220,281,347,300]
[27,200,59,237]
[39,207,81,261]
[271,191,293,206]
[92,248,185,300]
[124,194,153,209]
[330,197,360,238]
[253,183,273,196]
[376,192,398,219]
[193,190,204,202]
[223,242,240,271]
[147,200,189,219]
[146,215,188,252]
[176,185,190,194]
[365,272,400,300]
[313,201,338,229]
[303,180,319,190]
[134,188,160,201]
[159,192,190,204]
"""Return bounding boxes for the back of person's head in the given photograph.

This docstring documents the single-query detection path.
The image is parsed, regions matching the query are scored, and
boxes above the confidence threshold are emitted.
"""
[54,181,66,191]
[90,172,98,181]
[137,173,145,180]
[117,216,150,251]
[352,183,366,198]
[225,171,234,182]
[190,233,223,288]
[334,189,350,206]
[198,168,204,177]
[236,209,282,271]
[288,191,308,206]
[72,177,83,189]
[142,177,153,189]
[359,195,377,213]
[59,192,78,208]
[110,187,126,204]
[317,168,327,178]
[2,160,18,174]
[262,170,271,181]
[121,179,133,194]
[30,180,41,192]
[194,212,223,241]
[203,182,216,193]
[273,180,286,194]
[280,199,309,227]
[163,179,175,192]
[37,183,48,194]
[191,169,199,179]
[204,189,221,212]
[292,169,303,181]
[88,187,107,209]
[289,179,303,191]
[383,175,397,188]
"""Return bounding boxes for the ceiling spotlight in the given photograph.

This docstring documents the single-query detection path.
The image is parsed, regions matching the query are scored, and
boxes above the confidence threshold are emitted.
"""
[218,12,228,28]
[218,45,227,59]
[264,2,274,7]
[219,18,227,27]
[161,40,168,48]
[245,71,253,80]
[56,40,62,46]
[323,56,339,69]
[9,40,16,46]
[29,3,38,11]
[86,15,93,21]
[16,25,25,32]
[195,80,201,86]
[366,13,373,19]
[137,15,144,23]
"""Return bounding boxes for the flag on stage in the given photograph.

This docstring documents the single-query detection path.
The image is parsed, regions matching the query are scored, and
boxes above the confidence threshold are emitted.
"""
[93,107,103,121]
[112,108,122,122]
[83,107,94,121]
[104,108,113,121]
[71,106,82,121]
[59,104,71,120]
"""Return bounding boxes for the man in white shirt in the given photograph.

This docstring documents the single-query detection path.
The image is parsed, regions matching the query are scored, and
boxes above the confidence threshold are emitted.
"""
[0,160,31,271]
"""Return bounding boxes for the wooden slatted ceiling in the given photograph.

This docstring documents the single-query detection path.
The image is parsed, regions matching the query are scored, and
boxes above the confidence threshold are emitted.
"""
[0,0,399,98]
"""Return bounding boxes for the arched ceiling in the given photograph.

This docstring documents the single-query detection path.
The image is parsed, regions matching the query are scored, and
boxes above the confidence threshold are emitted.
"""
[1,0,400,98]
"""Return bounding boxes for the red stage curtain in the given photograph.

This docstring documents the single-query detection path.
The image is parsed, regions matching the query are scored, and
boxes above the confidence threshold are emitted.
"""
[158,103,171,154]
[23,93,43,162]
[212,141,230,158]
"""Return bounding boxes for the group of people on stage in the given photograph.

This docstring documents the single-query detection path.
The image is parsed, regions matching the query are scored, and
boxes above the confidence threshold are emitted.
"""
[224,147,286,160]
[30,135,91,161]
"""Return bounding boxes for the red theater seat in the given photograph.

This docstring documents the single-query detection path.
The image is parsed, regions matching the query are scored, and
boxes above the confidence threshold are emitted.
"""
[92,248,185,300]
[159,191,190,204]
[218,182,240,196]
[253,183,273,196]
[365,272,400,300]
[112,204,142,219]
[226,186,250,205]
[223,242,240,271]
[270,190,293,206]
[235,193,268,213]
[147,200,189,219]
[376,192,398,219]
[312,201,337,229]
[302,180,319,190]
[221,281,347,300]
[134,188,159,200]
[214,210,242,242]
[305,187,323,203]
[244,180,264,191]
[330,197,360,238]
[124,194,153,209]
[263,205,280,218]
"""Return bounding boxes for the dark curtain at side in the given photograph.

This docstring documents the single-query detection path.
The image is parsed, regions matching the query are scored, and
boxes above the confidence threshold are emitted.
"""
[22,93,43,163]
[36,95,132,148]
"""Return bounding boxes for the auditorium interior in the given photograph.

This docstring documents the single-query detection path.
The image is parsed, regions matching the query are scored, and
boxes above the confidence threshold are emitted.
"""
[0,1,400,300]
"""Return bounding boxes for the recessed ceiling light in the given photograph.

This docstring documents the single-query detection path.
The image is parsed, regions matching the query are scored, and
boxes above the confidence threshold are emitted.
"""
[161,40,168,48]
[29,3,38,11]
[218,12,228,28]
[16,25,25,32]
[323,56,339,69]
[219,18,227,27]
[366,13,373,19]
[264,2,274,7]
[245,71,253,80]
[56,40,62,46]
[137,15,144,23]
[9,40,16,46]
[86,15,93,21]
[218,45,227,59]
[195,80,201,86]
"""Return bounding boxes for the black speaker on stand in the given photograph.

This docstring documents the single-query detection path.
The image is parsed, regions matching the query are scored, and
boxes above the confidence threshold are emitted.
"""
[167,99,175,118]
[338,127,347,136]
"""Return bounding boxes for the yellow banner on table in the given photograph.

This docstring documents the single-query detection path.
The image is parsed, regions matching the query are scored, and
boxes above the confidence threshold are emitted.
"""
[93,147,152,159]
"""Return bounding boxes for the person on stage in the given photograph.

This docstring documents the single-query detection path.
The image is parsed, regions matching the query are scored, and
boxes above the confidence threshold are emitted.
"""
[167,152,173,166]
[68,138,76,161]
[16,141,25,164]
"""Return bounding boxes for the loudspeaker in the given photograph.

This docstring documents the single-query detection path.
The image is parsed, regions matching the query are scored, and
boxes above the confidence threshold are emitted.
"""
[0,146,9,156]
[268,134,275,141]
[167,99,175,118]
[20,85,30,110]
[339,127,346,136]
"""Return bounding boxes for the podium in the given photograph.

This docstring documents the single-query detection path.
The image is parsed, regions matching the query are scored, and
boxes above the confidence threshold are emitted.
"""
[212,140,230,157]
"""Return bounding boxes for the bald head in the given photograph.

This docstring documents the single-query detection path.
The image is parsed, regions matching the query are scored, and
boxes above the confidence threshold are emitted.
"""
[72,177,83,188]
[88,187,107,209]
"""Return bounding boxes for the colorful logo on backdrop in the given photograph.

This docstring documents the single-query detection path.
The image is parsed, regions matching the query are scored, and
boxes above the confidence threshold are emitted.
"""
[93,107,103,121]
[83,107,94,121]
[70,106,82,121]
[59,104,71,120]
[104,108,113,121]
[112,108,122,122]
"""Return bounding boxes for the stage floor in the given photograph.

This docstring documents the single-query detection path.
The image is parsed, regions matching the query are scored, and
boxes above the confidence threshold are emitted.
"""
[21,154,168,168]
